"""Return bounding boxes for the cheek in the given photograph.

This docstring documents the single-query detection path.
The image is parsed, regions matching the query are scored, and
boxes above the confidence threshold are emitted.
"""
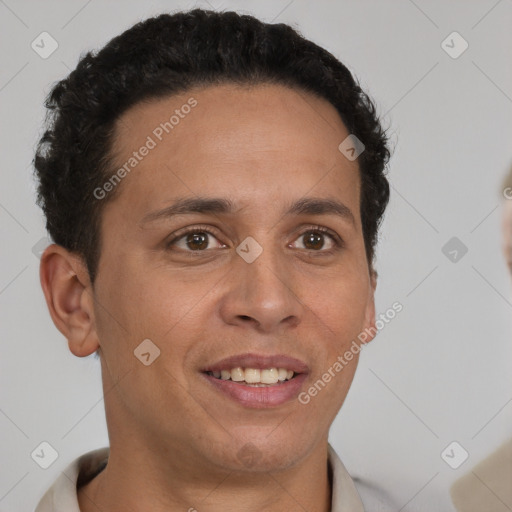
[136,275,210,338]
[103,270,214,379]
[304,272,370,340]
[298,353,359,430]
[96,251,190,334]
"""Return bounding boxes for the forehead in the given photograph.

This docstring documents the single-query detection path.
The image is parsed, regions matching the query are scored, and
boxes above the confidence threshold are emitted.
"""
[106,83,360,219]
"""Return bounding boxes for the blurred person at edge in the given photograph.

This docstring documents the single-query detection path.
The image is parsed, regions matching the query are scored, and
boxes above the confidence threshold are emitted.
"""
[449,165,512,511]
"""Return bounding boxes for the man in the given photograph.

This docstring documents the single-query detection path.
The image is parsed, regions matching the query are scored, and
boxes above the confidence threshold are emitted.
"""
[33,8,390,511]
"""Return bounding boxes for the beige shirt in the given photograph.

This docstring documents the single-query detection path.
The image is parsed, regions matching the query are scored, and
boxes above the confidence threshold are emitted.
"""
[34,443,365,511]
[450,438,512,511]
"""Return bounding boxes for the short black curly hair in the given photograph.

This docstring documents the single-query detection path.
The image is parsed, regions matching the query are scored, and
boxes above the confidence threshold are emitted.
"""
[33,8,391,284]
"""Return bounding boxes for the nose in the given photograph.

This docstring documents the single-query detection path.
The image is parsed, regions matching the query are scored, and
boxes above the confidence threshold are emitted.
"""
[218,242,303,333]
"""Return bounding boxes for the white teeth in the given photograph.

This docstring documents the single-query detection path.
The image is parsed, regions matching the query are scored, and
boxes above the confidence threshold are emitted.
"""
[261,368,279,384]
[230,367,244,382]
[244,368,260,383]
[208,367,296,384]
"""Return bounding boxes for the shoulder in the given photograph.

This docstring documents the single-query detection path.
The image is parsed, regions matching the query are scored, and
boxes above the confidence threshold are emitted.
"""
[450,438,512,511]
[34,447,109,512]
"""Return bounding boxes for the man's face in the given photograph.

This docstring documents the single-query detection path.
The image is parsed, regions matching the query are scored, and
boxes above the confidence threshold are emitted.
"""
[90,83,376,473]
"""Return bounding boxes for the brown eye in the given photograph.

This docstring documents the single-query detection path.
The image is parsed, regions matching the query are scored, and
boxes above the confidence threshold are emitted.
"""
[185,232,209,250]
[302,231,325,250]
[292,229,338,252]
[167,228,225,251]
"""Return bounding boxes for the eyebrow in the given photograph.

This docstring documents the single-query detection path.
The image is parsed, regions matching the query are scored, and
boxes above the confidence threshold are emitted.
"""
[139,196,355,226]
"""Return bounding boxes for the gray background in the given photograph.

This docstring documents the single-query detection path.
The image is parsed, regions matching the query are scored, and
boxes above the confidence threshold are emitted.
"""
[0,0,511,510]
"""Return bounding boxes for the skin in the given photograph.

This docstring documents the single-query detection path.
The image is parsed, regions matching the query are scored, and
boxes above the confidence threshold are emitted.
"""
[40,82,377,512]
[502,198,512,272]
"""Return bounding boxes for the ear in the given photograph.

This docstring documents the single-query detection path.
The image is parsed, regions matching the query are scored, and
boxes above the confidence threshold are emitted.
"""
[361,268,377,345]
[39,244,100,357]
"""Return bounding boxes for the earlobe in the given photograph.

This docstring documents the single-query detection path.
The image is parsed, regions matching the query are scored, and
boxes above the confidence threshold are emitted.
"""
[39,244,100,357]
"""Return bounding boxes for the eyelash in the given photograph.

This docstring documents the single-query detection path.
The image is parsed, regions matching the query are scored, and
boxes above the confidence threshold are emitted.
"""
[165,224,343,254]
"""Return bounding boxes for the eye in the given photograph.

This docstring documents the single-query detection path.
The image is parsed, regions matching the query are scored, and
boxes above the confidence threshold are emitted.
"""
[166,226,226,252]
[290,227,341,252]
[165,225,343,254]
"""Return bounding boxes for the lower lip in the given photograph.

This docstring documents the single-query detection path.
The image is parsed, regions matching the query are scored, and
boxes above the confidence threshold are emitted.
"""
[202,373,308,408]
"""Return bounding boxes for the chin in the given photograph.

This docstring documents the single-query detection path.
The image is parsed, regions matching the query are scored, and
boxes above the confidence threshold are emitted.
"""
[211,434,314,473]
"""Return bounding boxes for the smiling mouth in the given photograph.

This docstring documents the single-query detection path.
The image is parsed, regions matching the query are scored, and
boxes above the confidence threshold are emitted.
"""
[204,367,297,387]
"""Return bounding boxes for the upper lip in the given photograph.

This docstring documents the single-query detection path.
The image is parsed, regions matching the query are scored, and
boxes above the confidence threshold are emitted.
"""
[202,352,309,374]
